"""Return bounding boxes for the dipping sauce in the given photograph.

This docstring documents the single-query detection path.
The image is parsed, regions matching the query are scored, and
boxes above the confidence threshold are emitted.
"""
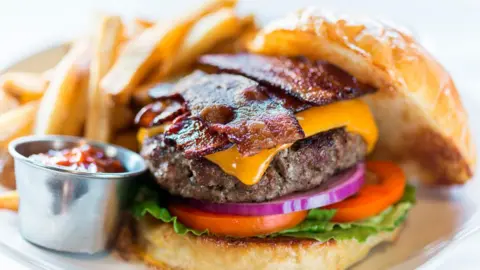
[29,144,126,173]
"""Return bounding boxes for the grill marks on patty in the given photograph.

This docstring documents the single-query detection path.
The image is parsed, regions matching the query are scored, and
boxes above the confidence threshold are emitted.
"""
[142,128,366,203]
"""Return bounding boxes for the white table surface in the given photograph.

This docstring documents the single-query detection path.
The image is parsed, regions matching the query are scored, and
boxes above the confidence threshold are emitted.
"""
[0,0,479,269]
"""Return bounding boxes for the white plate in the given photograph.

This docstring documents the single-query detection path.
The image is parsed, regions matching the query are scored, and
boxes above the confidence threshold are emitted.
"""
[1,1,479,269]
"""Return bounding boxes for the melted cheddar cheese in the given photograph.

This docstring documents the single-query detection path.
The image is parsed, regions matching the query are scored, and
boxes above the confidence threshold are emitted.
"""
[137,125,168,146]
[205,100,378,185]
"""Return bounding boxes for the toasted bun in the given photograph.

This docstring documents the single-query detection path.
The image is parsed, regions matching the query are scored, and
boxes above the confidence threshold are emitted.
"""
[131,218,400,270]
[248,8,476,185]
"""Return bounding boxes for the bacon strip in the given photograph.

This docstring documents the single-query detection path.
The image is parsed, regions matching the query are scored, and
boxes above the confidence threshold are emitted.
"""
[172,71,304,156]
[134,100,187,127]
[199,53,375,105]
[165,117,231,158]
[261,86,312,113]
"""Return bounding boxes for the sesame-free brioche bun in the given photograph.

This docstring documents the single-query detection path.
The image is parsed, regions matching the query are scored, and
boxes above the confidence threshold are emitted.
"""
[129,217,401,270]
[248,8,476,185]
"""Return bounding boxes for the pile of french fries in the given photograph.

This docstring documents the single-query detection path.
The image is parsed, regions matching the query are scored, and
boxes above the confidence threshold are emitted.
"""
[0,0,256,195]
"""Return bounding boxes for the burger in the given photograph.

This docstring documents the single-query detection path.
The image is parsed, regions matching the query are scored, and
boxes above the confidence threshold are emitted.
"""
[116,8,476,270]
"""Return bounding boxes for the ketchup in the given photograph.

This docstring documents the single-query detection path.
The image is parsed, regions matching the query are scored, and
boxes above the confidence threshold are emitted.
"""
[29,144,126,173]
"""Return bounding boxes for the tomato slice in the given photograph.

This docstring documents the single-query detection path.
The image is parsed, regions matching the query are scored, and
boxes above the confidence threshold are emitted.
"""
[324,161,406,222]
[168,203,307,237]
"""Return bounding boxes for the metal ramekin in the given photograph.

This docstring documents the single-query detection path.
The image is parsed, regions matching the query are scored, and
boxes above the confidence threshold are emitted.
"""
[8,135,147,254]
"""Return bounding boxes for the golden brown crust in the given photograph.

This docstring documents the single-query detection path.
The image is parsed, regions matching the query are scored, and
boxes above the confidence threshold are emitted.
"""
[248,8,476,184]
[131,218,401,270]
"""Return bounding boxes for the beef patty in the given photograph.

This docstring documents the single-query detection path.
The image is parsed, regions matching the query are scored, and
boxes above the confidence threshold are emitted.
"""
[142,128,366,203]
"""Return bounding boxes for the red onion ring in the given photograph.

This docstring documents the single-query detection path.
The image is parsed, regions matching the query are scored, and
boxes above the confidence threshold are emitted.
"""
[178,163,365,216]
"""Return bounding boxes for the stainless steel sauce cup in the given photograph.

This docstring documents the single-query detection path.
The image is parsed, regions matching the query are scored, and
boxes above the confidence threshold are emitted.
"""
[8,135,147,254]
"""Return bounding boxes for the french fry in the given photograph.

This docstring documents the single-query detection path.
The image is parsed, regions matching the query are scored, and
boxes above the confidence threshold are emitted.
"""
[0,153,15,189]
[101,0,238,105]
[0,101,38,189]
[0,72,48,103]
[156,8,241,79]
[143,11,252,84]
[0,89,19,115]
[61,42,91,137]
[34,41,89,135]
[112,105,134,132]
[85,15,124,142]
[0,191,19,211]
[0,101,38,149]
[112,130,139,152]
[61,67,89,136]
[209,14,258,54]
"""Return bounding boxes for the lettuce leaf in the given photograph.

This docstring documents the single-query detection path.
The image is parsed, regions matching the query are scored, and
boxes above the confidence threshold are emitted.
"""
[132,185,415,242]
[133,200,207,236]
[275,201,412,242]
[273,185,415,242]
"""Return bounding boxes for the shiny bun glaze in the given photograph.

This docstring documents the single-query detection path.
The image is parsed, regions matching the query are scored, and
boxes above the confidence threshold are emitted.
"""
[249,8,476,184]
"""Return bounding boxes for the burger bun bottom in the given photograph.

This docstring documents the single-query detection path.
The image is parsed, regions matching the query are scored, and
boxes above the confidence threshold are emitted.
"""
[126,217,401,270]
